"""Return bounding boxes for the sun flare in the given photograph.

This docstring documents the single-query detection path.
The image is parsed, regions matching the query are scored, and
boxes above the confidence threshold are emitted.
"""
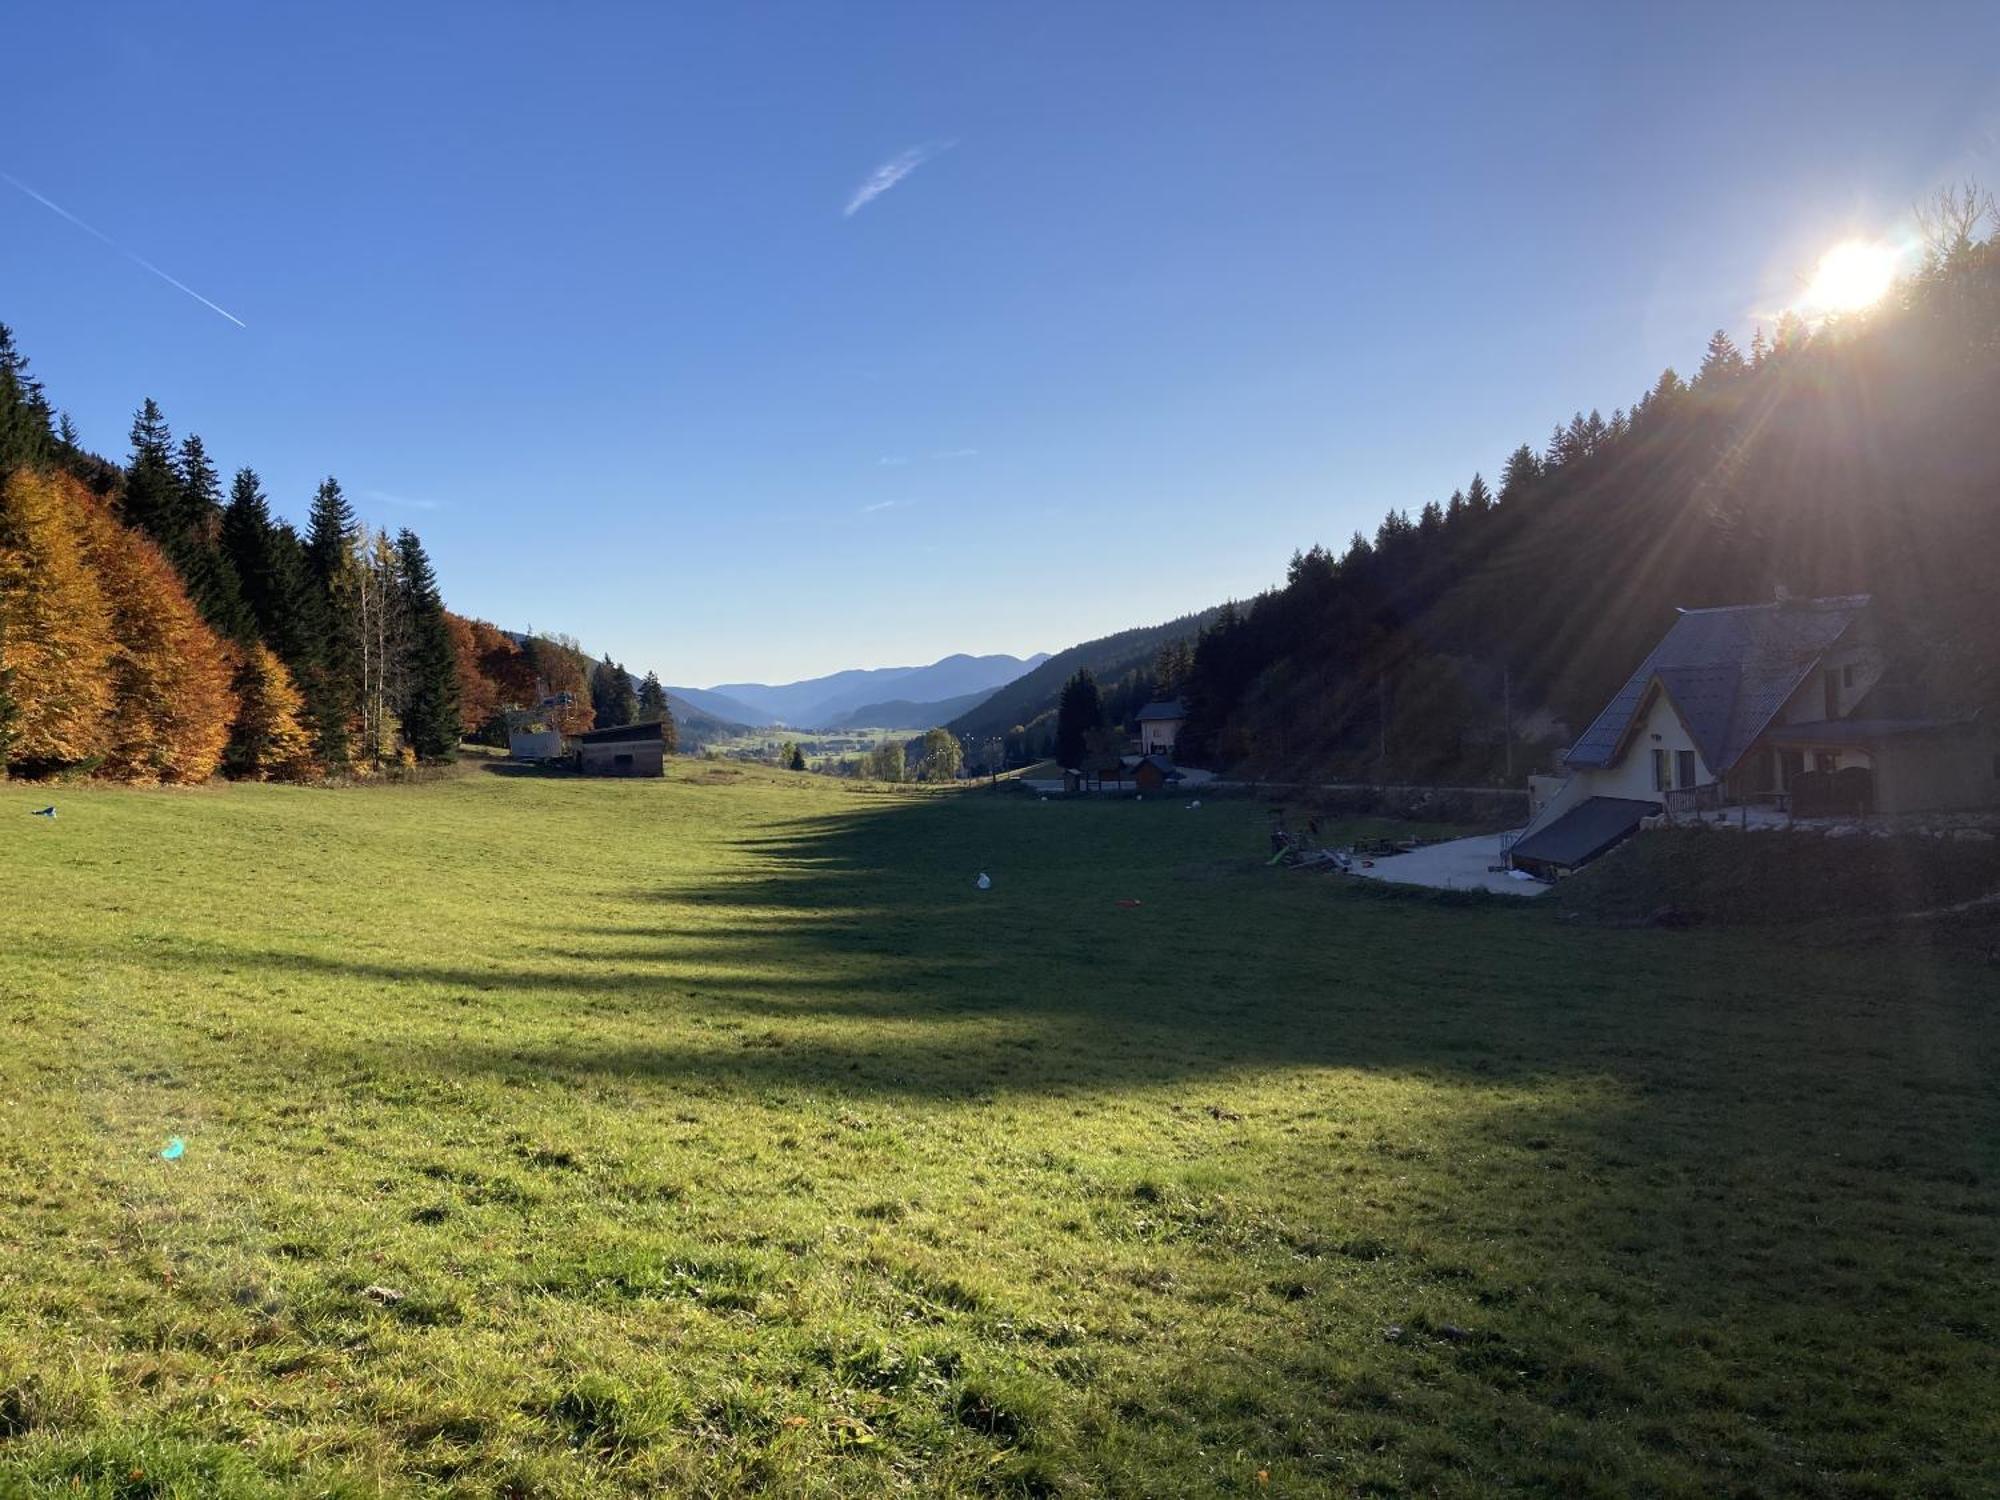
[1802,239,1900,314]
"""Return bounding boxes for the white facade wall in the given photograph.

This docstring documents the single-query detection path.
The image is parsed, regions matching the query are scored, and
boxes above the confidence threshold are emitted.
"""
[1140,719,1182,755]
[1573,688,1712,801]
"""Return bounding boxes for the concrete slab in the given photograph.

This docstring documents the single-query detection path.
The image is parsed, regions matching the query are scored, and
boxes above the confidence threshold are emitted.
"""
[1349,831,1549,897]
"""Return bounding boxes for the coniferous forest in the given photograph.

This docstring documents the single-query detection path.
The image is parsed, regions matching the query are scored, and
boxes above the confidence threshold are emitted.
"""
[1164,189,2000,781]
[0,330,673,781]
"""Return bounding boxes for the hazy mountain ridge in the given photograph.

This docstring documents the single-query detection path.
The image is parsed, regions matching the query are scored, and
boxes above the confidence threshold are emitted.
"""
[679,651,1049,728]
[827,688,992,731]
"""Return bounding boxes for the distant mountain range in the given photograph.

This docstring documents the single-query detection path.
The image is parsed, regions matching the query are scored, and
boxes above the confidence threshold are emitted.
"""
[673,652,1049,729]
[825,688,993,731]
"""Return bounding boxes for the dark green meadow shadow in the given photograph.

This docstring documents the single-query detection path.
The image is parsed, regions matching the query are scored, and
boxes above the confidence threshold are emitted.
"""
[145,793,2000,1117]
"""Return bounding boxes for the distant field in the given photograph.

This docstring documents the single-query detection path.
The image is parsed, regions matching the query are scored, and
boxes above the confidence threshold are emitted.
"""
[2,767,1995,1497]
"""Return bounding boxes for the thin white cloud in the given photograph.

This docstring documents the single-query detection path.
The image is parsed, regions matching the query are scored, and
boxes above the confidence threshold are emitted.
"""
[876,455,910,467]
[1,169,246,327]
[861,499,908,514]
[933,447,979,459]
[844,140,956,217]
[364,488,447,512]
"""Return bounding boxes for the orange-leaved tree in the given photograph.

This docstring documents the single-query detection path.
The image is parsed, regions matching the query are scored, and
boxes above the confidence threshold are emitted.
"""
[74,483,236,782]
[225,640,318,781]
[0,467,114,772]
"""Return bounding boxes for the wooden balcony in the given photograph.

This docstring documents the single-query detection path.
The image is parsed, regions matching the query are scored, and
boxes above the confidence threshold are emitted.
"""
[1663,781,1725,818]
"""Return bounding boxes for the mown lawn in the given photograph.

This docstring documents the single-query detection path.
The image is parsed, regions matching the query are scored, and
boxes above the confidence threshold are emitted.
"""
[1,765,1995,1498]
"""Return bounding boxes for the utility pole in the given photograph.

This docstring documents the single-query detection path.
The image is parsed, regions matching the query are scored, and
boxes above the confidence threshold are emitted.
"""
[1502,660,1514,782]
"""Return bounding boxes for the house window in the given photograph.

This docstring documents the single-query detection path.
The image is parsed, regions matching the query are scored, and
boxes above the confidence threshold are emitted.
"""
[1677,749,1697,788]
[1842,664,1857,689]
[1652,748,1669,792]
[1815,751,1838,774]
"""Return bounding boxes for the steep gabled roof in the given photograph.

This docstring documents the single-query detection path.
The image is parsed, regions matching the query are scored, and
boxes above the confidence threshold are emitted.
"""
[1136,699,1186,722]
[1565,595,1869,773]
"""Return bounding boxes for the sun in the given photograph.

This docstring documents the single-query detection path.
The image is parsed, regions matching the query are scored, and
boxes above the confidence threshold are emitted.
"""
[1801,239,1900,314]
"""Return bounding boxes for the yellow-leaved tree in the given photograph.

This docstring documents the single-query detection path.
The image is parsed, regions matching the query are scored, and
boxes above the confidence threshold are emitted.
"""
[225,641,318,781]
[0,468,114,772]
[73,482,236,782]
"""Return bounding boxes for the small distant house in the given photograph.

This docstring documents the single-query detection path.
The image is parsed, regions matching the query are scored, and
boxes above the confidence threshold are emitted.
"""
[1136,699,1187,756]
[1068,753,1183,794]
[1124,753,1182,794]
[576,720,669,777]
[1512,593,1997,876]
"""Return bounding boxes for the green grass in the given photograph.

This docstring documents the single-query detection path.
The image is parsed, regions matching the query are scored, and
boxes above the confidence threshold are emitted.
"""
[1,765,1996,1497]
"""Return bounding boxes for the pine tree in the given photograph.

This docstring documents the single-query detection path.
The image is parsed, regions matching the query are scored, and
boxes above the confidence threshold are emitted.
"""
[1464,473,1493,514]
[393,529,460,760]
[222,468,313,664]
[1054,668,1103,768]
[788,743,807,772]
[1699,329,1746,383]
[592,655,636,728]
[637,671,670,720]
[632,671,678,752]
[302,477,360,766]
[304,476,357,586]
[0,323,56,473]
[121,399,180,542]
[1499,444,1541,503]
[169,434,254,640]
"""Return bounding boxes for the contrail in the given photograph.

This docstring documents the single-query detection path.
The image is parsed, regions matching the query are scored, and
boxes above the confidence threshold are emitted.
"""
[1,170,247,328]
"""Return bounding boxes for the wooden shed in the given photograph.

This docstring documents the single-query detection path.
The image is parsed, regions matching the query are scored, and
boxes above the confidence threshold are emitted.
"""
[576,721,669,777]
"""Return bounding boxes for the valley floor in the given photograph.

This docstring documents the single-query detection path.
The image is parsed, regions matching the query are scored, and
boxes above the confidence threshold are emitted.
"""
[1,765,1995,1497]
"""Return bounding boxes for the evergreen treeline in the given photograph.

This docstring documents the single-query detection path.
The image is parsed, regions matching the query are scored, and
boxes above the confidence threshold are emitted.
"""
[2,327,478,781]
[1168,189,2000,781]
[948,608,1217,767]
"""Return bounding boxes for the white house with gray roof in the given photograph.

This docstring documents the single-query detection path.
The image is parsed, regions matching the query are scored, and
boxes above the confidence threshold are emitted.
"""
[1512,594,1996,876]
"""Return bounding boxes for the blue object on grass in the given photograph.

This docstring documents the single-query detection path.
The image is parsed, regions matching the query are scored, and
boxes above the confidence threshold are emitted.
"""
[160,1137,185,1160]
[31,806,55,818]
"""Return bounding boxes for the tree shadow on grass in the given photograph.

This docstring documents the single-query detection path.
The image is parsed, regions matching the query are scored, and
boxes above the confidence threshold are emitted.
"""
[75,791,1999,1114]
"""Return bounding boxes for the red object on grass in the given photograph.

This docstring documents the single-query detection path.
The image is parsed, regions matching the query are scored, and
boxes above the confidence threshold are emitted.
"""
[1115,898,1142,908]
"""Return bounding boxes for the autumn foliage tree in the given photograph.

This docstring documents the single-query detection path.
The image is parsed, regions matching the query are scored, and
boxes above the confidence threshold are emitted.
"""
[0,468,114,771]
[223,642,317,781]
[74,491,235,782]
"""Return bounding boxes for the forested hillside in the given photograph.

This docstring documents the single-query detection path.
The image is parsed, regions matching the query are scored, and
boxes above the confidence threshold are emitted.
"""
[948,608,1221,758]
[0,325,677,780]
[1172,190,2000,781]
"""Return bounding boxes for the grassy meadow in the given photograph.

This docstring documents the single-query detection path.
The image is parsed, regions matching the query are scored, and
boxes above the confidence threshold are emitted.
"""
[1,764,1996,1498]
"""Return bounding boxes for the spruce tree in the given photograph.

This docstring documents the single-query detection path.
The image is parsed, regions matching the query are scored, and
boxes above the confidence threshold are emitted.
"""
[304,477,357,586]
[1464,473,1493,514]
[0,324,55,473]
[1499,444,1541,503]
[637,671,670,720]
[121,399,180,541]
[171,434,254,641]
[303,477,359,766]
[393,529,460,760]
[1054,668,1103,769]
[1699,329,1746,383]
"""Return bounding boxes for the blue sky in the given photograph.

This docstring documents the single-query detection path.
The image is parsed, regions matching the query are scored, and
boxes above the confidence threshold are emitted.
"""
[5,3,1997,684]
